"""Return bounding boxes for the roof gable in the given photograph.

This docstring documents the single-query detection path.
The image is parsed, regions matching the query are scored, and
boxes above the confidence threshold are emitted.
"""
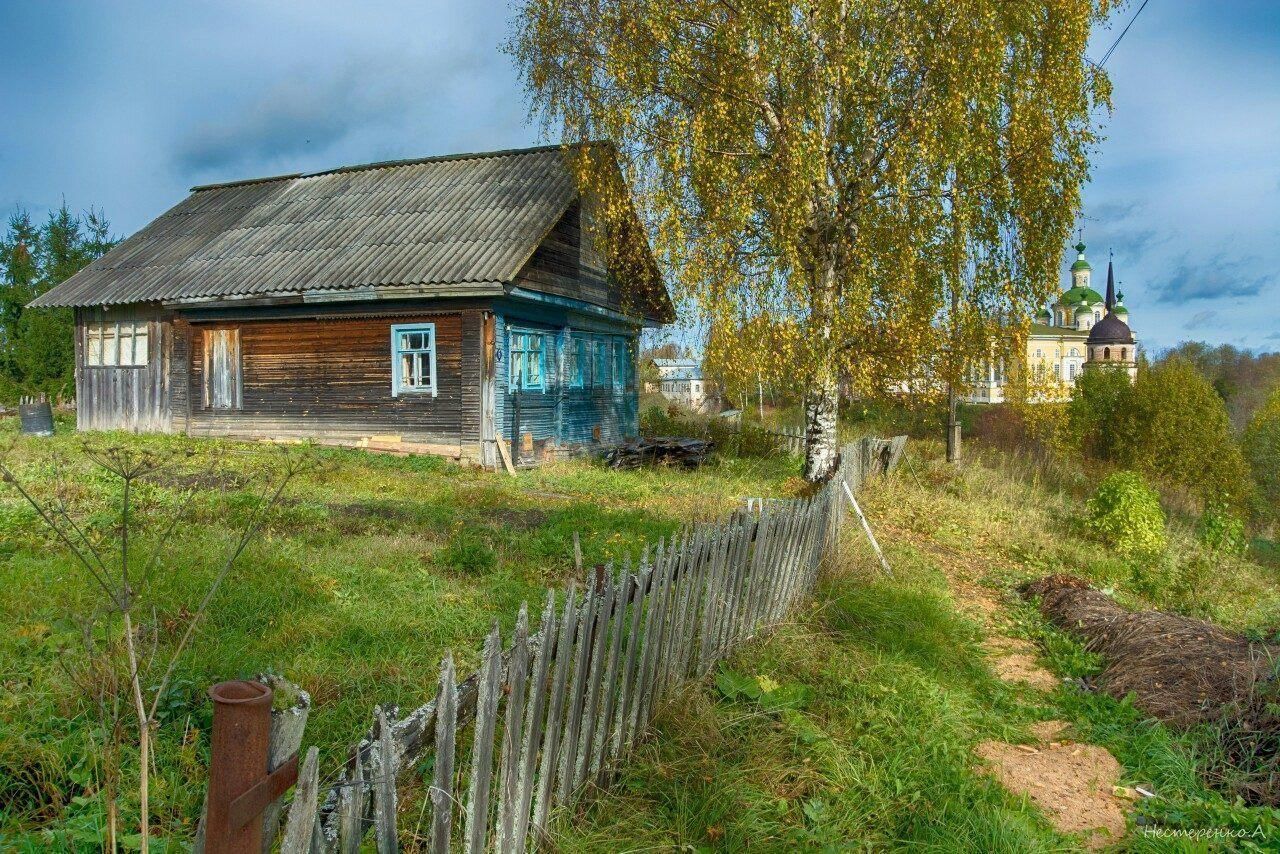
[30,145,668,321]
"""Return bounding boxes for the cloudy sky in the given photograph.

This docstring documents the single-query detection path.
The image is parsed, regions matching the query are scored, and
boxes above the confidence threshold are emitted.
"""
[2,0,1277,353]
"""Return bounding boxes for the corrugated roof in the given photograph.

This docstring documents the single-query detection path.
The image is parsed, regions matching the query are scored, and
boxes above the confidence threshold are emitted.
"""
[31,145,593,309]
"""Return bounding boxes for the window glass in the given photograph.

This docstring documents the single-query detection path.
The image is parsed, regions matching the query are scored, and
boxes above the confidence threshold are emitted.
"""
[509,329,547,392]
[391,323,436,395]
[592,337,609,387]
[102,324,119,365]
[87,325,102,366]
[576,337,589,387]
[613,338,628,388]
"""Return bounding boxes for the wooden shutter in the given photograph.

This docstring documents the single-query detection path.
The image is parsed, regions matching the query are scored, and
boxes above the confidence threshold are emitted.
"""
[203,328,242,410]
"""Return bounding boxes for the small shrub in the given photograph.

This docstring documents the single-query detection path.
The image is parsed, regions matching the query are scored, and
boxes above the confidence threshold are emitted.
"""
[437,530,497,575]
[1198,503,1248,556]
[1086,471,1167,559]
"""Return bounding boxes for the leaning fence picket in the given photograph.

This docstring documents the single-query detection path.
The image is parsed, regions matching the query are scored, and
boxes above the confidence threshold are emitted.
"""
[531,585,578,834]
[374,708,398,853]
[495,605,531,851]
[572,571,613,792]
[463,625,503,854]
[281,747,321,854]
[430,654,457,854]
[591,570,629,782]
[612,560,648,759]
[338,745,364,853]
[556,583,596,802]
[509,592,555,853]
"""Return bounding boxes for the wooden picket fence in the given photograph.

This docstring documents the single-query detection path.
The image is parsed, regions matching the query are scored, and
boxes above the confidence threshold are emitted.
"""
[251,435,907,853]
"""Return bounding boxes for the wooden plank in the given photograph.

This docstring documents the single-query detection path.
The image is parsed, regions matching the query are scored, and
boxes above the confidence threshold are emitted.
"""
[374,707,398,853]
[496,435,518,476]
[624,552,661,747]
[716,517,749,656]
[495,604,532,850]
[555,584,597,802]
[430,654,457,854]
[260,678,311,853]
[572,571,615,791]
[844,480,893,578]
[531,585,579,834]
[464,624,503,854]
[610,558,646,759]
[280,747,321,854]
[679,527,713,679]
[338,749,365,854]
[633,539,674,736]
[657,532,690,696]
[511,591,557,854]
[696,525,730,674]
[591,569,631,783]
[741,508,773,640]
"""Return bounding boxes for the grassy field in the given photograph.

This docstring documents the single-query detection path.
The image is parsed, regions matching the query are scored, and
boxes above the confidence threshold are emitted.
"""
[0,415,800,848]
[552,441,1280,851]
[7,411,1280,850]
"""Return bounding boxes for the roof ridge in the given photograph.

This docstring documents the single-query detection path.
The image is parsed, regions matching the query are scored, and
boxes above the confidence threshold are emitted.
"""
[189,142,597,192]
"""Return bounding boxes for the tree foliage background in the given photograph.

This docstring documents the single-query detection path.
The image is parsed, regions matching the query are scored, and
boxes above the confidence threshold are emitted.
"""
[1069,356,1252,512]
[510,0,1115,477]
[1243,387,1280,532]
[0,205,115,403]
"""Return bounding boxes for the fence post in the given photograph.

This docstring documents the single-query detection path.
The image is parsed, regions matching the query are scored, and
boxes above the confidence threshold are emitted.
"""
[206,680,299,853]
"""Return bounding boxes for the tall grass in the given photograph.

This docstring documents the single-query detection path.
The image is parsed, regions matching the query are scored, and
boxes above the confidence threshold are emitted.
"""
[0,416,798,847]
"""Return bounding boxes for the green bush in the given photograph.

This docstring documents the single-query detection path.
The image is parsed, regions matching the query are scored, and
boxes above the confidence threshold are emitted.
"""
[1112,357,1252,511]
[1197,503,1248,556]
[1244,387,1280,529]
[1086,471,1167,559]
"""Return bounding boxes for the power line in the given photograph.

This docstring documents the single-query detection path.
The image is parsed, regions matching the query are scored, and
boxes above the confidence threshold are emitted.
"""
[1099,0,1151,67]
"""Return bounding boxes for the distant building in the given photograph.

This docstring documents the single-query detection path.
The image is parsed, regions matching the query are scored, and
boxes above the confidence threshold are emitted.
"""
[649,358,716,411]
[966,242,1138,403]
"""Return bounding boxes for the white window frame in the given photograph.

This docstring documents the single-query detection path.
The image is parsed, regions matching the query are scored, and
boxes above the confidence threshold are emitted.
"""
[391,323,438,397]
[85,320,150,368]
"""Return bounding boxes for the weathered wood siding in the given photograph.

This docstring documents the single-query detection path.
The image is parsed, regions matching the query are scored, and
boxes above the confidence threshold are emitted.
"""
[185,312,476,449]
[75,305,173,432]
[495,314,639,459]
[514,202,619,313]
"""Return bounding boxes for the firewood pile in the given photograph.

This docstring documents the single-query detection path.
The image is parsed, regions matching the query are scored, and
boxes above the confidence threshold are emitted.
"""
[604,437,714,469]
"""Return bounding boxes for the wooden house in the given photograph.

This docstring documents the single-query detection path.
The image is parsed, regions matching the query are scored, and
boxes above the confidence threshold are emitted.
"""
[30,144,674,466]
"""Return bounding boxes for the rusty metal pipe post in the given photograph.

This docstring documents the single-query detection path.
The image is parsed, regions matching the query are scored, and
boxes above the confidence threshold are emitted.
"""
[205,680,273,853]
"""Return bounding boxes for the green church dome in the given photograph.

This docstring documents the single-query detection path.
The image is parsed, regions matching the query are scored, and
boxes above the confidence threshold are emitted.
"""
[1061,286,1104,306]
[1070,241,1092,272]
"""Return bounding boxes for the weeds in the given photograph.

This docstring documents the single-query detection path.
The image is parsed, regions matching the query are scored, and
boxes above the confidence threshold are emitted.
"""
[0,418,795,845]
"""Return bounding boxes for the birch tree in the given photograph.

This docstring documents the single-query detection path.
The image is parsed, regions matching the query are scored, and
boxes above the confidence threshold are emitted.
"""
[511,0,1113,480]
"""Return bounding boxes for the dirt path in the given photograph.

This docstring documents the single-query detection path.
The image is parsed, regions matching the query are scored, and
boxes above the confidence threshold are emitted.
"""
[879,523,1129,849]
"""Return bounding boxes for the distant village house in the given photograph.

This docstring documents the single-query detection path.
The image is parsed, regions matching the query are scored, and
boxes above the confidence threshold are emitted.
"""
[648,358,717,412]
[29,144,674,466]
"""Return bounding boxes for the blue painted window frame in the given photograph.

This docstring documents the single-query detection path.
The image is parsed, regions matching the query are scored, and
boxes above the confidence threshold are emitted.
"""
[568,335,588,388]
[390,323,437,397]
[612,337,629,390]
[592,336,610,389]
[509,328,547,392]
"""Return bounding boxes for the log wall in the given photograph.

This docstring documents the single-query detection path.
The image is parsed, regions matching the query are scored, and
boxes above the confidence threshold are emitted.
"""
[185,311,479,453]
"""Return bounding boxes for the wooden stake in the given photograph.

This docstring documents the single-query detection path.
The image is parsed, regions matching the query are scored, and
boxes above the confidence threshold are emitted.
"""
[843,480,893,578]
[496,438,517,476]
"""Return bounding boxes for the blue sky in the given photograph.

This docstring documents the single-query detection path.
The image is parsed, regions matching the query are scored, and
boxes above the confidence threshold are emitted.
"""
[1,0,1276,353]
